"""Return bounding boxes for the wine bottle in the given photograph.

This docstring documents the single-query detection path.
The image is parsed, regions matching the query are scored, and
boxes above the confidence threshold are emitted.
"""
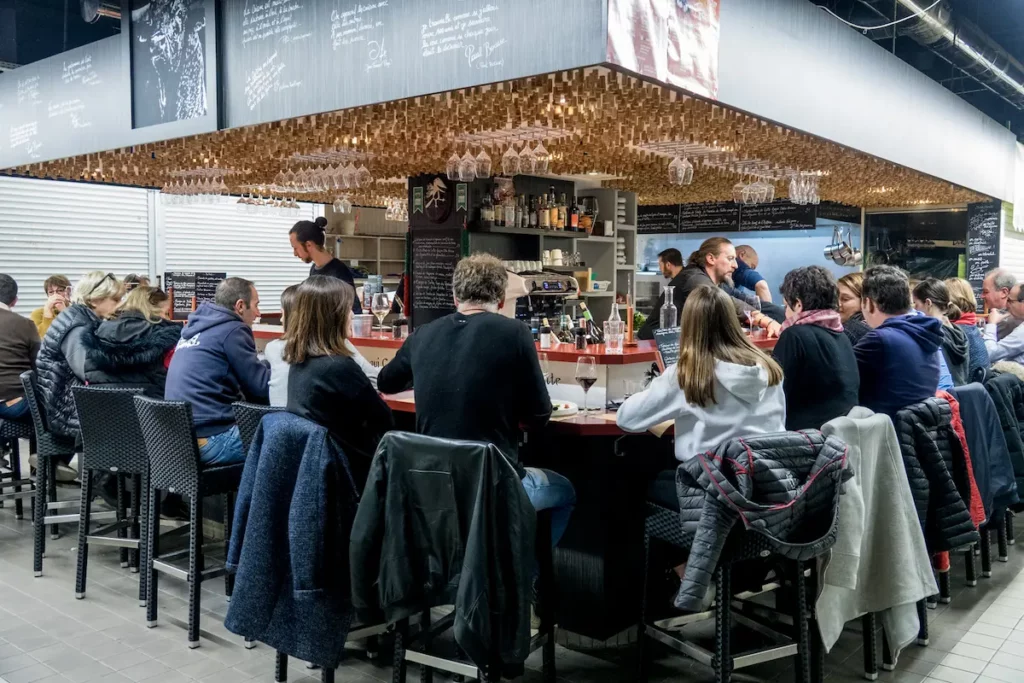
[569,195,580,231]
[549,186,559,230]
[538,194,550,228]
[529,195,538,228]
[494,188,504,227]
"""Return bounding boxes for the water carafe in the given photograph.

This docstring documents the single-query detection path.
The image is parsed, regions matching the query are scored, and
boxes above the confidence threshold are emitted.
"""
[659,285,678,330]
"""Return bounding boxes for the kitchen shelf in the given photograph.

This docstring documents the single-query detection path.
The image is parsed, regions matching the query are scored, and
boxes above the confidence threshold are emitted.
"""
[616,264,636,270]
[579,291,615,298]
[476,224,589,238]
[583,235,617,243]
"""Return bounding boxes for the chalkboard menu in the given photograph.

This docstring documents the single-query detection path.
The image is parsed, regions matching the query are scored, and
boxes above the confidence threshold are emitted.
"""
[131,0,210,128]
[164,271,226,321]
[967,200,1001,310]
[739,201,816,231]
[637,205,680,234]
[219,0,605,129]
[680,202,740,232]
[410,228,464,329]
[654,327,681,370]
[818,201,862,224]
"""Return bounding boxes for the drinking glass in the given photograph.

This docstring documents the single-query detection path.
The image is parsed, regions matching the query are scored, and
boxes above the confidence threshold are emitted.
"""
[533,141,550,174]
[746,298,762,334]
[518,144,536,175]
[446,152,461,181]
[458,150,477,182]
[501,145,520,176]
[476,148,493,178]
[371,293,390,338]
[356,165,373,187]
[575,356,598,413]
[668,157,684,185]
[604,320,625,354]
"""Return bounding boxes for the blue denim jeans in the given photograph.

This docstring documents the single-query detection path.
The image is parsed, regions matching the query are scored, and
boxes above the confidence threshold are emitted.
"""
[521,467,576,547]
[198,425,246,466]
[0,398,29,422]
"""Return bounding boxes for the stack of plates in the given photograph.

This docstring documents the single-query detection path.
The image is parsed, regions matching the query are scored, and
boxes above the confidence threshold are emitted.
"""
[616,235,628,265]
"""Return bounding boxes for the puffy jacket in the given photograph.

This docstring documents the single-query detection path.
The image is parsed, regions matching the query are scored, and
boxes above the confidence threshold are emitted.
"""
[983,373,1024,497]
[34,303,100,438]
[954,321,990,383]
[225,413,358,668]
[949,383,1019,517]
[892,398,980,551]
[350,432,535,677]
[941,324,971,387]
[79,313,182,397]
[673,431,850,612]
[855,314,942,416]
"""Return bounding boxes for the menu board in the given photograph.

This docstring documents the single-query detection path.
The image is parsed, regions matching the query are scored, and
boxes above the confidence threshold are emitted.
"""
[967,200,1001,310]
[219,0,605,129]
[739,201,816,231]
[164,271,226,321]
[637,205,680,234]
[410,228,463,329]
[131,0,210,128]
[680,202,740,232]
[654,327,681,370]
[818,201,862,224]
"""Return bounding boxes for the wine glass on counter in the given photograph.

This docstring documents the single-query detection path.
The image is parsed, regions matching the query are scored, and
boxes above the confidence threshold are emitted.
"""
[575,356,597,414]
[371,293,390,338]
[746,297,762,335]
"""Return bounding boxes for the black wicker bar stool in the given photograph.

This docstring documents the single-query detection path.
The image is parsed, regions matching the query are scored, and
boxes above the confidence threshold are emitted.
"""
[134,396,244,649]
[72,386,156,603]
[19,371,80,576]
[0,416,34,518]
[233,402,282,456]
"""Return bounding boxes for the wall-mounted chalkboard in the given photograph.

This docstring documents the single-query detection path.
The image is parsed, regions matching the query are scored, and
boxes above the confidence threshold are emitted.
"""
[130,0,210,128]
[410,228,465,329]
[219,0,605,129]
[680,202,740,232]
[165,270,225,321]
[654,327,681,370]
[818,201,862,224]
[739,201,816,231]
[967,200,1001,310]
[638,205,681,234]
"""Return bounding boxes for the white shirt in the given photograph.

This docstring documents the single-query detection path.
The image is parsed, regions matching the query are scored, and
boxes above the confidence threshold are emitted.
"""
[984,321,1024,365]
[266,338,380,407]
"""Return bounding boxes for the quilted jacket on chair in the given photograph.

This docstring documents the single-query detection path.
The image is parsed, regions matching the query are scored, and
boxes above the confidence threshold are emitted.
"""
[892,398,980,552]
[984,373,1024,499]
[673,430,851,612]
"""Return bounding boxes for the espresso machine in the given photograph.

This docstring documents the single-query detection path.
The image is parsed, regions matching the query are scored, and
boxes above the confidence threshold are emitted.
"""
[514,272,581,337]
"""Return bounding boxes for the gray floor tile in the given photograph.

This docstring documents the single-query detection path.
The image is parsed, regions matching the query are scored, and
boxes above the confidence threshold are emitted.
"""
[117,660,171,683]
[4,664,59,683]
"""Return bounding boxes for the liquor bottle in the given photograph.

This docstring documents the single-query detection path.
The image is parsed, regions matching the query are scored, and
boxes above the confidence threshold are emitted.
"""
[557,193,567,231]
[549,186,559,229]
[539,317,552,350]
[480,192,494,227]
[569,195,580,232]
[519,195,528,229]
[493,188,504,227]
[506,195,517,227]
[538,194,550,228]
[529,195,538,228]
[660,285,678,331]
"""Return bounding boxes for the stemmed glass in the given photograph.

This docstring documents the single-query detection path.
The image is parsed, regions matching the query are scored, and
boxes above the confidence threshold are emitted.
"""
[518,143,536,175]
[746,298,762,335]
[476,147,493,178]
[575,356,597,413]
[533,141,550,174]
[371,293,390,338]
[446,152,461,181]
[458,150,477,182]
[501,145,521,176]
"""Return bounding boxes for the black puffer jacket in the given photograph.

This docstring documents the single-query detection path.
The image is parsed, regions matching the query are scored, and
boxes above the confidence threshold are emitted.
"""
[892,398,980,551]
[80,313,182,397]
[35,303,100,438]
[673,431,850,612]
[984,373,1024,498]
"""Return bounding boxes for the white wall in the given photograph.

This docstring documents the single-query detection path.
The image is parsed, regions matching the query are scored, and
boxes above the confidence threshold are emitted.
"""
[717,0,1018,203]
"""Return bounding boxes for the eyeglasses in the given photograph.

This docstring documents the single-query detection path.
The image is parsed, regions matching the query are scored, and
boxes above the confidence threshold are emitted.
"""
[86,273,116,298]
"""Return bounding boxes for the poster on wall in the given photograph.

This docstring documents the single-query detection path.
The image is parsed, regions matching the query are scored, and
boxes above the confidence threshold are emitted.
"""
[607,0,720,99]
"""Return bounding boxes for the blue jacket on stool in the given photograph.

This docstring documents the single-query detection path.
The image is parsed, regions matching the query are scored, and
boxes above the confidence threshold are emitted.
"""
[224,412,359,668]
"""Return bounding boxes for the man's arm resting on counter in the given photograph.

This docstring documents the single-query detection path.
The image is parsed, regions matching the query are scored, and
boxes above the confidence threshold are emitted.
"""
[376,338,414,393]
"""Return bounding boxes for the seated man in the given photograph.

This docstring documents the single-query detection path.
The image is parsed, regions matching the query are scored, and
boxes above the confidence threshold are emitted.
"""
[377,254,576,546]
[983,283,1024,365]
[734,245,772,303]
[0,274,40,423]
[165,277,270,465]
[854,266,942,416]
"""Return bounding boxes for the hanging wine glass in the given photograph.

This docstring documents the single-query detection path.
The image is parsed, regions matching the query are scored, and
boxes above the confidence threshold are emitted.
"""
[533,141,550,175]
[501,145,520,176]
[681,157,695,185]
[476,147,492,178]
[341,197,352,214]
[342,162,358,189]
[446,152,461,181]
[668,157,684,186]
[764,179,776,203]
[458,150,477,182]
[732,181,745,204]
[519,143,536,175]
[356,165,373,187]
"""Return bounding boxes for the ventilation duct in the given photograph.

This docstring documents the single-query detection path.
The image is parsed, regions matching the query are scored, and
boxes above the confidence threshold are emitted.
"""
[81,0,121,24]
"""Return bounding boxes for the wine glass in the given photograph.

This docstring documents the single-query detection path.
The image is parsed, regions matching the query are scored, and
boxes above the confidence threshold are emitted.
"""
[476,147,493,178]
[746,298,762,335]
[575,356,597,413]
[371,293,390,338]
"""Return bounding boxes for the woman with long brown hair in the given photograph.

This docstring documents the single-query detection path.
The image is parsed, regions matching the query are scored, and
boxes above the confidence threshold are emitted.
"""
[285,275,393,485]
[838,272,871,345]
[617,285,786,508]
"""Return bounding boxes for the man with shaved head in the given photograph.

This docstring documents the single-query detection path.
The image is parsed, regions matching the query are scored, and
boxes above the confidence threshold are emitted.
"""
[734,244,772,303]
[982,268,1021,339]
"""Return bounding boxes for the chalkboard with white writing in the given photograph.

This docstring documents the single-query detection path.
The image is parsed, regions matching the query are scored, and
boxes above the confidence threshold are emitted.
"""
[967,201,1001,311]
[410,228,465,329]
[637,205,680,234]
[654,327,680,370]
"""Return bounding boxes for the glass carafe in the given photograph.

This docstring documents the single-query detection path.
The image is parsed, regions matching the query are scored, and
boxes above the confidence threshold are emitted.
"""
[660,285,678,330]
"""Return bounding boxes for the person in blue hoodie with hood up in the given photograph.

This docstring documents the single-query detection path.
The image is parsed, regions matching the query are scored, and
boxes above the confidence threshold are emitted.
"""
[164,277,270,465]
[854,265,944,416]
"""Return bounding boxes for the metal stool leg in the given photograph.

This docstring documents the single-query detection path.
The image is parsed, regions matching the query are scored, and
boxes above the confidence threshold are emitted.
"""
[713,565,732,683]
[74,469,94,599]
[938,570,951,603]
[862,613,878,680]
[320,668,334,683]
[998,520,1009,561]
[33,453,47,576]
[1007,510,1016,545]
[275,652,288,682]
[795,561,811,683]
[10,436,24,519]
[48,456,59,539]
[130,474,141,574]
[916,600,929,646]
[965,547,977,587]
[393,619,409,683]
[882,628,895,671]
[187,494,204,648]
[117,474,129,568]
[137,474,149,607]
[146,486,160,628]
[224,493,235,601]
[419,609,433,683]
[981,526,993,578]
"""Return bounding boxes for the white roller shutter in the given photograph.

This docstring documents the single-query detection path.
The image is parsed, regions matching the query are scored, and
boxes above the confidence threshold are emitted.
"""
[1002,201,1024,281]
[0,177,151,312]
[158,200,317,313]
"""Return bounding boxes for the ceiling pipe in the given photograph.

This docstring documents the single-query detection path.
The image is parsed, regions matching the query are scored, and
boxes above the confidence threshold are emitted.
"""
[80,0,121,24]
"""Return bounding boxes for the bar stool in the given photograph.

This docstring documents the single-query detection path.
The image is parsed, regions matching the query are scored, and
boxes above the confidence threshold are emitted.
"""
[134,396,244,648]
[232,402,282,455]
[0,416,34,518]
[19,371,78,577]
[72,386,152,603]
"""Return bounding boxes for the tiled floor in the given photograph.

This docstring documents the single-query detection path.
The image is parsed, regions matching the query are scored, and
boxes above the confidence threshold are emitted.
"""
[1,461,1023,682]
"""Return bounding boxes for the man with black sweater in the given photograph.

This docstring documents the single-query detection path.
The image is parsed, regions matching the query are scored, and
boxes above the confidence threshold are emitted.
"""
[377,254,576,546]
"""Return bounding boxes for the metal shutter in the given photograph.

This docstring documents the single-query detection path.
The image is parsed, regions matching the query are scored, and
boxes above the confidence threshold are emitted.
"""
[0,177,151,312]
[1002,201,1024,280]
[158,201,318,313]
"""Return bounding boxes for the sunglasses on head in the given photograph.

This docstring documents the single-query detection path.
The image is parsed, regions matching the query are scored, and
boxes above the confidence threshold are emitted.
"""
[86,273,117,298]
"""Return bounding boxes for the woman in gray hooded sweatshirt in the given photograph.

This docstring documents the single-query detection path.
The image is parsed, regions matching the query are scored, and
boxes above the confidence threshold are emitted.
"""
[913,278,971,386]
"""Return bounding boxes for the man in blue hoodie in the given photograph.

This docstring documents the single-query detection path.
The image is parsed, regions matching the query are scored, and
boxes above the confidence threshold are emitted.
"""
[165,277,270,465]
[854,265,944,417]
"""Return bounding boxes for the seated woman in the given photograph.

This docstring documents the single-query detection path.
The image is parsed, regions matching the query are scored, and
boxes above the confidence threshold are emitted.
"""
[838,272,872,345]
[82,286,182,397]
[617,284,786,510]
[945,277,990,382]
[772,266,859,430]
[913,278,971,386]
[284,276,394,486]
[267,282,381,407]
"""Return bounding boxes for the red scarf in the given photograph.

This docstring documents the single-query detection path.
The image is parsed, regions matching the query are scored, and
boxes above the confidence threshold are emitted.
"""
[954,311,978,327]
[780,309,844,333]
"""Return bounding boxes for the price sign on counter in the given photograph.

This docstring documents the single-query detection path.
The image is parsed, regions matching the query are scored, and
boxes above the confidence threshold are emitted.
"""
[654,327,680,371]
